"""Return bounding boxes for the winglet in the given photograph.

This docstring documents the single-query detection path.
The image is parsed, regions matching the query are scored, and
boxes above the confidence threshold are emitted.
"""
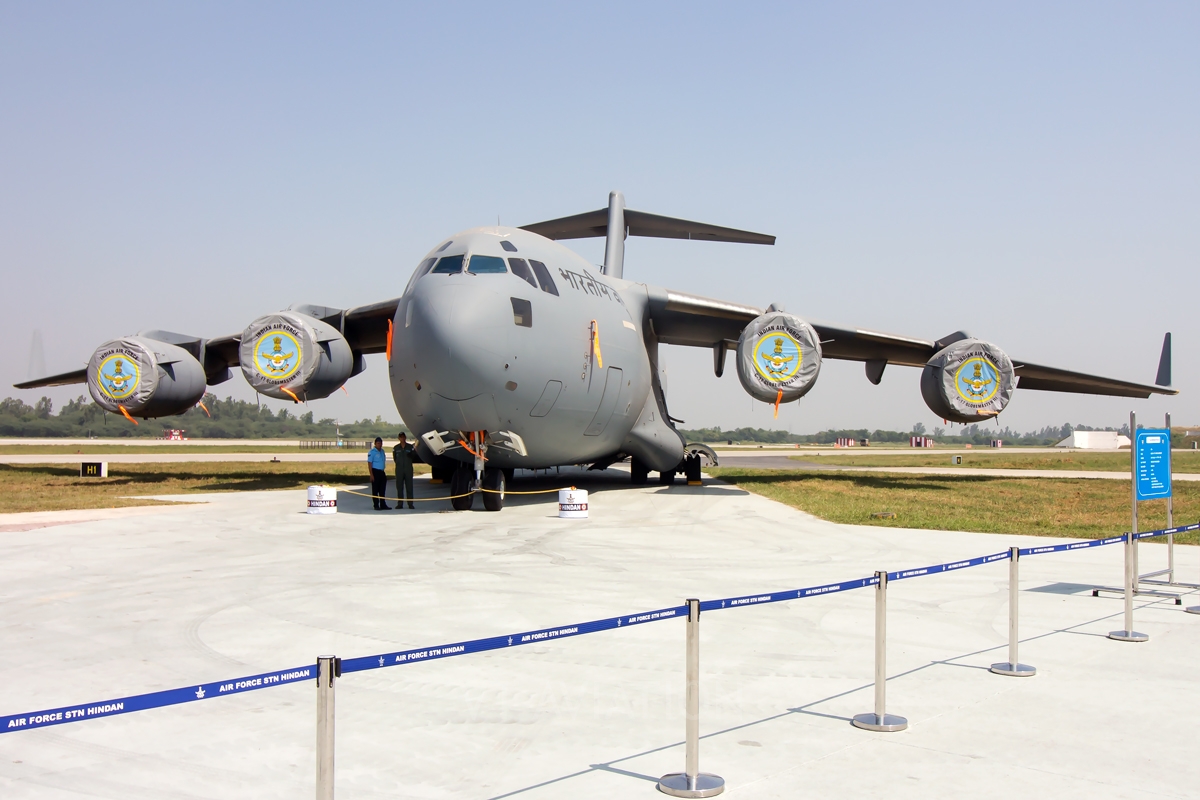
[1155,333,1171,387]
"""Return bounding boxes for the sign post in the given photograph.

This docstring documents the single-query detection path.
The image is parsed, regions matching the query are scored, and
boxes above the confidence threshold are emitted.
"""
[1095,412,1182,607]
[1109,411,1150,642]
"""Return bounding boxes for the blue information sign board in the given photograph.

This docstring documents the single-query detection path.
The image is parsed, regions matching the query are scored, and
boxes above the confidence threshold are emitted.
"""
[1134,428,1172,501]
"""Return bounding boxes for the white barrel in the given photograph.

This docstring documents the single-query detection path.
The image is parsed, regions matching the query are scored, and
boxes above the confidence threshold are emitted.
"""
[307,485,338,514]
[558,488,589,519]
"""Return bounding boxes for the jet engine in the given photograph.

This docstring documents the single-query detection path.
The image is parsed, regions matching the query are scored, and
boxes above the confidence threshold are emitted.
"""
[921,338,1015,423]
[87,337,207,418]
[736,309,822,404]
[239,311,354,401]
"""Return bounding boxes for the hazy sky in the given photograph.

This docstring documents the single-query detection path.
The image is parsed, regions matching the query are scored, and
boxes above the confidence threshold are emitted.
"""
[2,3,1196,434]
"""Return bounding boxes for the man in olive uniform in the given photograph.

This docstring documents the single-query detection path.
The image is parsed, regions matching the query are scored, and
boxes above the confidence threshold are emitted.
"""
[367,437,390,510]
[392,432,416,509]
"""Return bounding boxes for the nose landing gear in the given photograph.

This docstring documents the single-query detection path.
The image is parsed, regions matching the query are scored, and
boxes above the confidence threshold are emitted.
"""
[450,467,475,511]
[481,468,506,511]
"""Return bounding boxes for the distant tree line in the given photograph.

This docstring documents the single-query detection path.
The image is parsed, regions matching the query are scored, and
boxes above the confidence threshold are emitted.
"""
[3,394,1190,448]
[0,395,407,440]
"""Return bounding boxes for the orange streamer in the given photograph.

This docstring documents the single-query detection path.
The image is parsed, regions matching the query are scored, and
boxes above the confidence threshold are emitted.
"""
[386,319,394,362]
[773,390,783,419]
[198,401,211,417]
[118,405,139,425]
[281,387,300,403]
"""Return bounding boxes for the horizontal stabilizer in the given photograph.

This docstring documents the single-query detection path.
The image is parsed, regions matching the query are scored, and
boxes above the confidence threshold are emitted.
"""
[14,367,87,389]
[521,208,775,245]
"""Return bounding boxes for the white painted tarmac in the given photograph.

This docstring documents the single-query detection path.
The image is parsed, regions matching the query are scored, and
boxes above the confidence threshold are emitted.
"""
[1,471,1198,799]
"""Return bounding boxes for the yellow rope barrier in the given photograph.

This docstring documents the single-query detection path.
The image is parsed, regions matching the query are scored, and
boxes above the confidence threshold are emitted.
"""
[338,485,571,503]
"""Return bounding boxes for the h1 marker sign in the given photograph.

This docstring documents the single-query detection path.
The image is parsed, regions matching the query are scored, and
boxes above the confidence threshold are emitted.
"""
[1135,428,1172,501]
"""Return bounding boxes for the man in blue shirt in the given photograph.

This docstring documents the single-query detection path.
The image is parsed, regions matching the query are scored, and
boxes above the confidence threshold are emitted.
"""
[367,437,390,510]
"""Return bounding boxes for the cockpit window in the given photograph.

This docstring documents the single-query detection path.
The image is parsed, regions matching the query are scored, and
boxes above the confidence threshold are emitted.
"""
[500,240,518,252]
[431,254,465,274]
[508,258,539,289]
[528,259,559,296]
[437,240,454,252]
[404,257,437,295]
[467,255,507,274]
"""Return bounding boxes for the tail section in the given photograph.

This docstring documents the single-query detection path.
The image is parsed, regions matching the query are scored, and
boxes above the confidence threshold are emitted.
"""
[520,191,775,279]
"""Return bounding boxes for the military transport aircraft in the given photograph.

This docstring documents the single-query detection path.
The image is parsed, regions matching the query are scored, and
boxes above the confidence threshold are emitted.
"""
[17,191,1176,511]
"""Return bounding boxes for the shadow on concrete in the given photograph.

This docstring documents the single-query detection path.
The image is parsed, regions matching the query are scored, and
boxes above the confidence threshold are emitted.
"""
[335,467,748,515]
[484,594,1188,799]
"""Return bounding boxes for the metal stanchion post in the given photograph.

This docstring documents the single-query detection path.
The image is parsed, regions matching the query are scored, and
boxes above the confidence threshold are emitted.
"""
[316,655,339,800]
[1110,411,1149,642]
[658,599,724,798]
[853,572,907,732]
[991,548,1036,677]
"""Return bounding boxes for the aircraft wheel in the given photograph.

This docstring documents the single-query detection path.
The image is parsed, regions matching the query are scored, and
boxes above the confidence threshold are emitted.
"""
[450,467,475,510]
[658,468,676,486]
[482,468,505,511]
[630,458,649,485]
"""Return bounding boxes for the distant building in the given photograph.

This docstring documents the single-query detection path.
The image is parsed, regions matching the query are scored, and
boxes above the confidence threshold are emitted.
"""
[1055,431,1131,449]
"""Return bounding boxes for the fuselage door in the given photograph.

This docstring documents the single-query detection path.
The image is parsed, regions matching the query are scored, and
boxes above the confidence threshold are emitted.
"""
[584,367,624,436]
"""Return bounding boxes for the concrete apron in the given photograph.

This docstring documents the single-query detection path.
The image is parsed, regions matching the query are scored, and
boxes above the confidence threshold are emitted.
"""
[0,469,1196,799]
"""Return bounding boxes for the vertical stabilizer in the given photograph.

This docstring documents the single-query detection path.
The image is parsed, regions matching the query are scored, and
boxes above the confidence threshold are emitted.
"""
[1155,332,1171,387]
[602,191,625,279]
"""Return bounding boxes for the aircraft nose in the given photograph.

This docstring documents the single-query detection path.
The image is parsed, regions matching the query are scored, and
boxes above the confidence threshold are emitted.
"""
[408,280,512,401]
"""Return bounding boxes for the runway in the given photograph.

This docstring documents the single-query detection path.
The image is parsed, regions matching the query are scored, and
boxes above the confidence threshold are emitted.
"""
[1,470,1197,799]
[5,446,1196,483]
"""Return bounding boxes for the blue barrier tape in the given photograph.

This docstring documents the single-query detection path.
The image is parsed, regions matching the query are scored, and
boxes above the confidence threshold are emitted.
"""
[886,550,1011,582]
[340,604,688,674]
[1,664,314,735]
[1020,534,1126,557]
[13,524,1190,735]
[1133,522,1200,541]
[700,575,880,612]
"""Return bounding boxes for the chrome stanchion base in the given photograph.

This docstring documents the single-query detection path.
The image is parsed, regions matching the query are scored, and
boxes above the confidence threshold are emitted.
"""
[1107,629,1149,642]
[657,772,725,797]
[1092,585,1182,604]
[851,712,907,732]
[1185,606,1200,615]
[989,661,1036,677]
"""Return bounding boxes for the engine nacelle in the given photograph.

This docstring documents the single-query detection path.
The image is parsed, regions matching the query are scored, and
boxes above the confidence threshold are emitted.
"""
[87,337,207,418]
[920,338,1015,423]
[239,311,354,401]
[736,310,822,404]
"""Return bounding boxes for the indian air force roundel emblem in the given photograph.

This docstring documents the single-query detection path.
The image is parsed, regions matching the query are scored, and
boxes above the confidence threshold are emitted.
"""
[753,332,803,385]
[254,331,301,381]
[96,354,140,400]
[954,357,1000,405]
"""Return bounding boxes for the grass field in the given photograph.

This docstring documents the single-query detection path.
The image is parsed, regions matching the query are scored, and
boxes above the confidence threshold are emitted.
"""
[0,462,430,514]
[708,468,1200,544]
[792,450,1200,473]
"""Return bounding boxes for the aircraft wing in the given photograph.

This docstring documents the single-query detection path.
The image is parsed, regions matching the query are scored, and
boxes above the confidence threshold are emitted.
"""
[12,297,402,390]
[646,288,1177,399]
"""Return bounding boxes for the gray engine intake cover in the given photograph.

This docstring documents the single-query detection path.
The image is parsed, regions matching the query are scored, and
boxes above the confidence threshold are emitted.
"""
[736,311,823,404]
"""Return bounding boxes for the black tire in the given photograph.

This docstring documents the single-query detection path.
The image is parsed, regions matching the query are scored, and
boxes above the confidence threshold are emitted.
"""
[482,468,505,511]
[658,468,676,486]
[450,467,475,511]
[684,454,702,484]
[630,458,649,485]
